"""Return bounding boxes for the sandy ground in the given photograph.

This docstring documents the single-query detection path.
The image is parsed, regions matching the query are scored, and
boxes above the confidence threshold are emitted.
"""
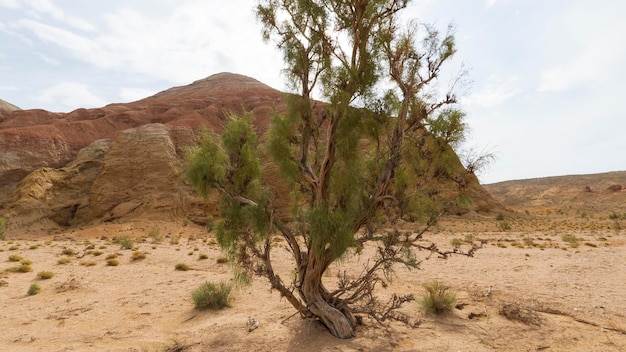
[1,218,625,352]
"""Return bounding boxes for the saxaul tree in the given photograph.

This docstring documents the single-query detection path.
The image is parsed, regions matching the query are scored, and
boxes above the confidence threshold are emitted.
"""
[186,0,481,338]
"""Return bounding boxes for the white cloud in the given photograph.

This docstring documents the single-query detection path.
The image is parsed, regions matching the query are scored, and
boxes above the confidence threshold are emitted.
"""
[36,82,107,111]
[463,74,522,107]
[23,0,96,31]
[0,0,19,9]
[35,51,60,65]
[18,19,99,54]
[14,1,284,89]
[485,0,496,9]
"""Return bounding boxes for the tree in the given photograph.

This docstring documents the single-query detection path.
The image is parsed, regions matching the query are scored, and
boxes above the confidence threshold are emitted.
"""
[186,0,481,338]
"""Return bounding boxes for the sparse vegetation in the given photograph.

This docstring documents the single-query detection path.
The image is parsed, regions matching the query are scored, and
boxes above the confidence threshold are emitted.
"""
[131,251,146,261]
[198,253,209,260]
[6,264,32,273]
[175,263,190,271]
[0,217,6,240]
[105,253,118,260]
[499,302,541,326]
[61,248,76,256]
[57,257,71,265]
[37,271,54,279]
[106,259,119,266]
[191,281,233,310]
[497,221,511,231]
[27,283,41,296]
[561,234,580,248]
[116,236,134,250]
[80,261,97,266]
[148,226,162,243]
[8,254,23,262]
[216,256,228,264]
[420,280,456,314]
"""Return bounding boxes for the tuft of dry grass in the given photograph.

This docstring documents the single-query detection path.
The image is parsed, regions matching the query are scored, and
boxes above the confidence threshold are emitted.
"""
[131,251,146,261]
[175,263,190,271]
[420,280,456,315]
[57,257,72,265]
[499,302,541,326]
[37,271,54,279]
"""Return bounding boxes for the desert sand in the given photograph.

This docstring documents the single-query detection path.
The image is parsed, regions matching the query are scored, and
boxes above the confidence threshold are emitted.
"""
[1,214,625,352]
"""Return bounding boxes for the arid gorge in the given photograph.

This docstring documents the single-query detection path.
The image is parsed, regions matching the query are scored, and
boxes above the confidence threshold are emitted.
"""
[1,1,625,351]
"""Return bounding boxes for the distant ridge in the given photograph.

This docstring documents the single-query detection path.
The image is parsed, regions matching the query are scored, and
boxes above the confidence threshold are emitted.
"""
[0,98,20,112]
[484,170,626,213]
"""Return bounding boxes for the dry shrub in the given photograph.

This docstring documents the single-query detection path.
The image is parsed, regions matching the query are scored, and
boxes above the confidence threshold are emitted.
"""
[420,280,456,314]
[192,281,232,310]
[499,302,541,326]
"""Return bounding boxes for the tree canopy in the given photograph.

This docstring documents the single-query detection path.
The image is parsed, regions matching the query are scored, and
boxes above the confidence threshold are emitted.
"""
[186,0,482,338]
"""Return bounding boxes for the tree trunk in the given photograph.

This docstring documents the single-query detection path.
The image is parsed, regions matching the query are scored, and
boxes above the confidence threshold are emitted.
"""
[301,253,356,338]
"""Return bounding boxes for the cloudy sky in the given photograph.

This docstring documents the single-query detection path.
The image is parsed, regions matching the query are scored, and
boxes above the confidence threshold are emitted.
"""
[1,0,624,184]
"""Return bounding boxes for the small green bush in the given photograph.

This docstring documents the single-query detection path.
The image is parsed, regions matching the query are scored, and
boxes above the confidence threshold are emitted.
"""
[106,259,119,266]
[198,253,209,260]
[450,238,462,248]
[116,236,134,250]
[216,256,228,264]
[57,257,71,265]
[0,217,6,240]
[175,263,190,271]
[420,280,456,315]
[27,283,41,296]
[61,248,77,256]
[6,264,32,273]
[37,271,54,279]
[497,221,511,231]
[192,281,233,310]
[8,254,23,262]
[131,251,146,261]
[561,234,579,248]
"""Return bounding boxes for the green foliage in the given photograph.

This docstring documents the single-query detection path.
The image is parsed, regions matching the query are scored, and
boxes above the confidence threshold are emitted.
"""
[27,283,41,296]
[175,263,190,271]
[6,264,32,273]
[192,281,232,310]
[106,259,119,266]
[116,236,134,250]
[57,257,71,265]
[497,221,511,231]
[61,248,76,256]
[0,217,6,240]
[308,207,354,259]
[131,251,146,261]
[428,108,467,147]
[8,254,23,262]
[420,280,456,314]
[37,271,54,279]
[561,234,579,248]
[185,129,228,199]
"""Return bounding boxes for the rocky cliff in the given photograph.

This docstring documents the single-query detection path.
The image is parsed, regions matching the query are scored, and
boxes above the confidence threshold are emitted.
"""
[0,73,498,231]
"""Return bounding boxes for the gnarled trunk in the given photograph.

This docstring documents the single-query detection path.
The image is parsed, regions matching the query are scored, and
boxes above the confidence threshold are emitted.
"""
[301,253,356,338]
